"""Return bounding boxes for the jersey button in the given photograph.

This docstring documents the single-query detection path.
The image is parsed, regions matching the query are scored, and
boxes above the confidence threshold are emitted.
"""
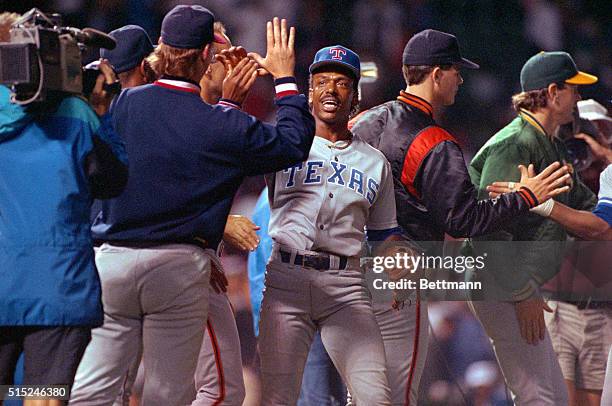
[319,224,324,230]
[334,156,338,162]
[329,192,334,198]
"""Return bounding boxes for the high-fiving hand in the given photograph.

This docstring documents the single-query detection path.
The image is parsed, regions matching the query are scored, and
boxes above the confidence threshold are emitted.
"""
[248,17,295,79]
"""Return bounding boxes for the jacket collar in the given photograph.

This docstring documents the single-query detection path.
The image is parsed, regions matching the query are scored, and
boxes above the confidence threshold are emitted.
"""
[519,108,547,136]
[397,91,434,118]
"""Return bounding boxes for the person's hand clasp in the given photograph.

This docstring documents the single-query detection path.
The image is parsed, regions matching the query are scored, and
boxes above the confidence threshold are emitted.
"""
[88,59,119,116]
[217,47,258,105]
[248,17,295,79]
[514,295,553,345]
[486,161,571,201]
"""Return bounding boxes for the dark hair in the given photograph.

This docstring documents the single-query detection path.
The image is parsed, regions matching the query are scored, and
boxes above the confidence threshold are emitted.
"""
[402,64,452,86]
[309,65,359,92]
[511,82,566,112]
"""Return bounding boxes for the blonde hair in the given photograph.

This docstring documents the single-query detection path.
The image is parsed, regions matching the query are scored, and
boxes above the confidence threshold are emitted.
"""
[146,43,204,78]
[0,12,20,42]
[512,83,567,112]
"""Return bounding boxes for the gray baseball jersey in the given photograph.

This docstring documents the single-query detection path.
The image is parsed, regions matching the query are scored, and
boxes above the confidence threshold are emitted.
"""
[267,135,398,256]
[259,134,398,405]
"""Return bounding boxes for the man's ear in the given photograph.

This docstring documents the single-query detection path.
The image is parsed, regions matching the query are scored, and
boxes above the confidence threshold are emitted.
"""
[547,83,559,103]
[139,60,146,77]
[202,44,211,61]
[308,87,313,106]
[432,67,442,85]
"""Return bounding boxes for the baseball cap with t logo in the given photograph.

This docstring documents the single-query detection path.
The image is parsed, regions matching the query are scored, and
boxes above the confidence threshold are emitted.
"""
[309,45,361,81]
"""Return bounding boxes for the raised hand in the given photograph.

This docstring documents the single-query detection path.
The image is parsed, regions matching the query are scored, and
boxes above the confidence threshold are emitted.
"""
[216,46,248,69]
[220,57,259,105]
[247,17,295,79]
[486,161,571,202]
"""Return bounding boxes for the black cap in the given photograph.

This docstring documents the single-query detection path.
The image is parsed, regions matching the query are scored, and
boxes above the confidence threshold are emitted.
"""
[100,25,154,74]
[161,5,215,49]
[402,29,479,69]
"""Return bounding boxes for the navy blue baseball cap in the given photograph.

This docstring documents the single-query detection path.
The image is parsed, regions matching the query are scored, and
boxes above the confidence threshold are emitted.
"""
[161,5,215,49]
[309,45,361,81]
[402,29,479,69]
[100,25,154,74]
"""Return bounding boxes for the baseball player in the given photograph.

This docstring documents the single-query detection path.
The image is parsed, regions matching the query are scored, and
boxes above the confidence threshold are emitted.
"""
[70,8,314,405]
[258,45,400,405]
[193,22,254,406]
[468,51,598,405]
[350,29,571,405]
[489,158,612,406]
[248,188,348,406]
[97,22,259,406]
[490,164,612,406]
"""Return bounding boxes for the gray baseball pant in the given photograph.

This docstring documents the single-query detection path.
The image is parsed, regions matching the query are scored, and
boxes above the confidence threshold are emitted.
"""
[70,244,211,406]
[193,289,245,405]
[347,296,429,406]
[601,347,612,406]
[469,300,569,405]
[258,250,391,406]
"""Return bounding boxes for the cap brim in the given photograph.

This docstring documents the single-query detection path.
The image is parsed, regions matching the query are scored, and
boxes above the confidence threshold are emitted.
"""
[457,57,479,69]
[309,61,360,79]
[579,112,612,122]
[565,71,598,85]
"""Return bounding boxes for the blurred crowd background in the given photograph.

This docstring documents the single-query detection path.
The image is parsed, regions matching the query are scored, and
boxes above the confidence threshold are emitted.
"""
[5,1,611,404]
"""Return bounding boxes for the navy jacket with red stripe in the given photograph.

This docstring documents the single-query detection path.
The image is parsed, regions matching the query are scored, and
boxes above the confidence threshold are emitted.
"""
[92,79,314,248]
[351,91,533,242]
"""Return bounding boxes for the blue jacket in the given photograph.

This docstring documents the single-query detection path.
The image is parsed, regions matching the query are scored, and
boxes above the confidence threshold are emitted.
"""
[0,87,128,326]
[92,81,315,248]
[247,188,273,336]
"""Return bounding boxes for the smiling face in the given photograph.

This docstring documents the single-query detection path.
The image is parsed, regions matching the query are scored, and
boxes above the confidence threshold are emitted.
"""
[309,67,358,126]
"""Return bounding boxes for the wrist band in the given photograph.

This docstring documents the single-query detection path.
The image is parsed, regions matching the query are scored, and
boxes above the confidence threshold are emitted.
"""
[218,98,241,109]
[274,77,298,98]
[530,198,555,217]
[518,186,539,207]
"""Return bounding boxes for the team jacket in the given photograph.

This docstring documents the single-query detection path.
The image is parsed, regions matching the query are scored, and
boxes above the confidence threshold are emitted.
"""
[469,111,597,300]
[92,78,315,248]
[0,86,128,326]
[351,91,535,242]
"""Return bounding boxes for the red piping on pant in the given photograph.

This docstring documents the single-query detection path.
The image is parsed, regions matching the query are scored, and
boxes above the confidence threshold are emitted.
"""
[405,290,421,405]
[207,319,226,405]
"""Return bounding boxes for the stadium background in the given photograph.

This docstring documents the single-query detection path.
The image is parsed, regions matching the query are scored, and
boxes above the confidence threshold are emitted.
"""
[4,1,611,404]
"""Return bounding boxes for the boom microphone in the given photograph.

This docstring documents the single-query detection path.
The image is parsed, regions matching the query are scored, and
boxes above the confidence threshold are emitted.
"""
[65,27,116,50]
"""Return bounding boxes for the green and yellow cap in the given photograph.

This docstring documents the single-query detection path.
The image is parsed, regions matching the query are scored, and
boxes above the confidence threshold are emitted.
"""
[520,51,598,92]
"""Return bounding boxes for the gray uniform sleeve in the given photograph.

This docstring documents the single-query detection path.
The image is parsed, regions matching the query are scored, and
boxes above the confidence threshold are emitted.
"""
[367,161,399,230]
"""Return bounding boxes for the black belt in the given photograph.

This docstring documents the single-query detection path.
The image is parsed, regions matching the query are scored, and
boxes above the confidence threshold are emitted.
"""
[564,300,612,310]
[279,249,348,270]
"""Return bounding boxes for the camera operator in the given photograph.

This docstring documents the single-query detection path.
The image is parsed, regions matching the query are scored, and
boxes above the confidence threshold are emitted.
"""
[0,14,128,404]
